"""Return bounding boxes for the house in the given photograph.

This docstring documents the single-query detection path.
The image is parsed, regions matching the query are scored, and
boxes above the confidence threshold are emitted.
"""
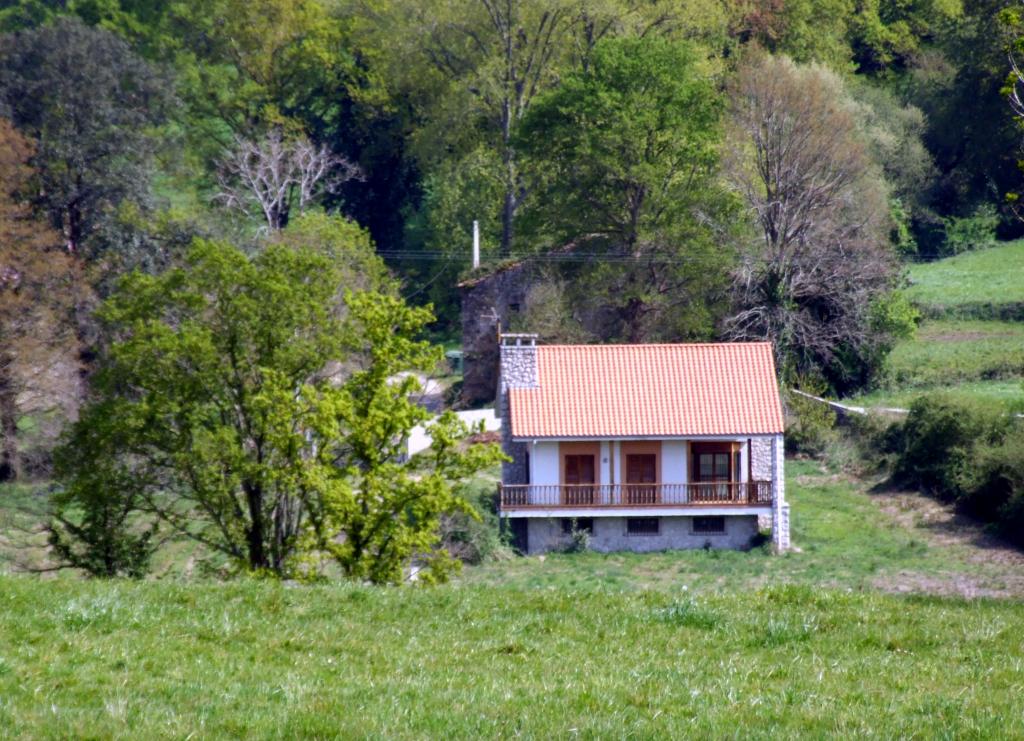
[497,334,790,554]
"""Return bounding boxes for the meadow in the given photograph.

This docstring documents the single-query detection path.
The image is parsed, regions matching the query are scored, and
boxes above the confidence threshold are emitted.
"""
[2,461,1023,738]
[846,242,1024,409]
[906,240,1024,314]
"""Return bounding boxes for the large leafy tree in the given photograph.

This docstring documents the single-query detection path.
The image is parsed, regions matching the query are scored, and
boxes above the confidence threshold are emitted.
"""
[51,238,499,580]
[0,16,173,255]
[516,36,738,342]
[398,0,577,257]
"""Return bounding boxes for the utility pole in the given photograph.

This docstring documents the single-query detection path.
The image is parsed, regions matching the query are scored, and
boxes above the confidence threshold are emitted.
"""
[472,219,480,270]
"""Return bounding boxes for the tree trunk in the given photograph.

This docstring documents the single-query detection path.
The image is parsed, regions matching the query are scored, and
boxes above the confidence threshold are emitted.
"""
[0,354,20,482]
[501,164,515,257]
[244,481,269,571]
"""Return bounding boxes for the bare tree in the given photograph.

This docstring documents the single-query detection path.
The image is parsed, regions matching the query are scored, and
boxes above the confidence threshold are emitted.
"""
[0,120,80,480]
[724,54,897,384]
[216,131,361,230]
[1010,52,1024,120]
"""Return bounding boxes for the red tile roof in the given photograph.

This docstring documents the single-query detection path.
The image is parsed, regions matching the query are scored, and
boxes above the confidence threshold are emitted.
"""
[508,343,784,439]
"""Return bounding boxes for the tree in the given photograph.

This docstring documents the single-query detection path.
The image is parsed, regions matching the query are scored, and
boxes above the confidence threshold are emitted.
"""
[268,211,396,297]
[905,0,1023,249]
[516,36,738,342]
[395,0,577,256]
[723,54,899,388]
[0,16,173,255]
[0,119,77,481]
[216,131,361,230]
[306,292,505,583]
[51,238,500,580]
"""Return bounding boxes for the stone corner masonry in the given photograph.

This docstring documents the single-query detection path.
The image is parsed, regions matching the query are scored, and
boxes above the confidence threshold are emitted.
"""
[770,433,790,551]
[498,333,538,484]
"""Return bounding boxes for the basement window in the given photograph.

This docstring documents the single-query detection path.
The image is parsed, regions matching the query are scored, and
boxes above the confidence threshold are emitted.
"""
[692,516,726,535]
[626,517,660,536]
[561,518,594,535]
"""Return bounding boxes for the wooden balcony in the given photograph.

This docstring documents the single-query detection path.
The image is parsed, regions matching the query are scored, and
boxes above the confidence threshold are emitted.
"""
[499,481,773,510]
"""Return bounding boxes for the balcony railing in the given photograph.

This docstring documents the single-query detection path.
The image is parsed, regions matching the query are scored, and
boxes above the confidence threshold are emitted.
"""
[499,481,772,509]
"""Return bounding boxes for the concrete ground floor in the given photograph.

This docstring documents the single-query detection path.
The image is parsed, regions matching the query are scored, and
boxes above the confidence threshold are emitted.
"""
[510,514,761,554]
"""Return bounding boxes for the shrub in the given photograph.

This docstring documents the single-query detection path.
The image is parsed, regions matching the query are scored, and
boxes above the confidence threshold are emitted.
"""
[438,478,507,565]
[784,378,837,457]
[889,393,1024,546]
[846,413,904,471]
[562,519,591,554]
[893,394,1008,499]
[942,203,998,255]
[955,427,1024,539]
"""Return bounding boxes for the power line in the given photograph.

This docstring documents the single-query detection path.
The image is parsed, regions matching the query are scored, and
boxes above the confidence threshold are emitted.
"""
[375,250,950,265]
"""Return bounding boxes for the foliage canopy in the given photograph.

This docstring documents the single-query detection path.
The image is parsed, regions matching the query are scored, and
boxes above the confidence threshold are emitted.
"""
[51,238,501,581]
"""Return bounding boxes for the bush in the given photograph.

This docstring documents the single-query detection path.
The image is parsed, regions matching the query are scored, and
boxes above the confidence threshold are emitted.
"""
[784,379,837,457]
[955,427,1024,533]
[438,478,508,565]
[890,393,1024,545]
[943,203,998,255]
[846,413,904,471]
[562,520,591,554]
[893,394,1007,499]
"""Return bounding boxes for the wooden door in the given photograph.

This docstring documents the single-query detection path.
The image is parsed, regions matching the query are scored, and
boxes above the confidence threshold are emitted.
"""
[564,454,596,505]
[625,454,657,504]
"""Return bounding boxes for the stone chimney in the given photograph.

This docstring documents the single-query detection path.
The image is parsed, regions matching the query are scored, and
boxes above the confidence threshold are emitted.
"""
[499,333,539,392]
[497,333,538,486]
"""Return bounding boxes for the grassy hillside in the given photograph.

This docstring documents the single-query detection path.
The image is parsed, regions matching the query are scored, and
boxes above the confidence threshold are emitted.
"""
[907,240,1024,313]
[851,380,1023,409]
[847,242,1024,408]
[884,320,1024,388]
[2,462,1024,737]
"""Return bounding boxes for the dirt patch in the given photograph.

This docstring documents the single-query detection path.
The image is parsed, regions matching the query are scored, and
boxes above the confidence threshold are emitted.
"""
[873,570,1024,600]
[873,489,1024,565]
[869,486,1024,598]
[921,329,1020,342]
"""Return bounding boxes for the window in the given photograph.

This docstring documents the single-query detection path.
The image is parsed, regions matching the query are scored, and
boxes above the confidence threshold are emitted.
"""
[626,517,660,536]
[692,443,736,483]
[626,454,657,483]
[561,518,594,535]
[692,516,726,535]
[697,453,730,482]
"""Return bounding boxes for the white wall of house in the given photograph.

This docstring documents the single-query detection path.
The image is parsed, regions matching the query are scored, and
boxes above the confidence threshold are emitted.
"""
[530,441,559,485]
[526,437,780,486]
[612,441,621,485]
[663,440,687,482]
[600,441,611,485]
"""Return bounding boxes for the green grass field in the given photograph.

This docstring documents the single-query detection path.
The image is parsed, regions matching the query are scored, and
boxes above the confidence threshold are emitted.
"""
[885,319,1024,388]
[2,461,1023,737]
[846,318,1024,409]
[907,240,1024,311]
[849,379,1024,409]
[842,242,1024,409]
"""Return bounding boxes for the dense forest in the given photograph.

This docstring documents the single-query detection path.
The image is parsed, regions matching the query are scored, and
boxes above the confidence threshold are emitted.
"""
[1,0,1023,484]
